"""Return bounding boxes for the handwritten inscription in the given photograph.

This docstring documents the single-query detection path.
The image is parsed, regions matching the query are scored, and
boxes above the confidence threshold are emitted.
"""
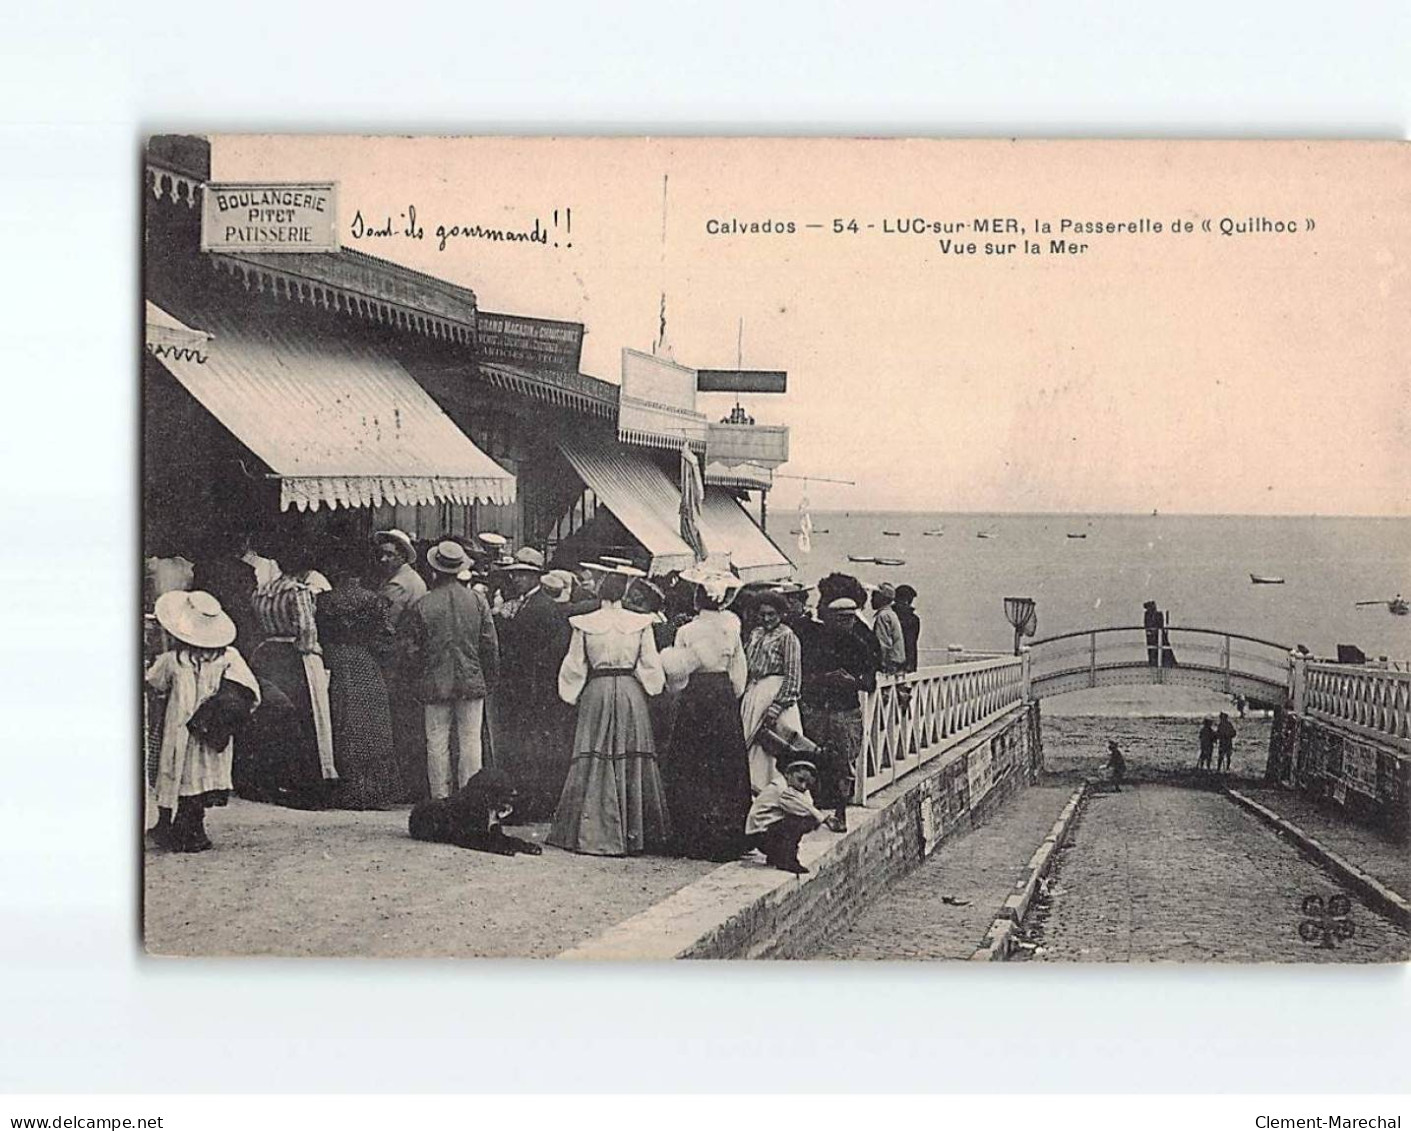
[349,205,572,252]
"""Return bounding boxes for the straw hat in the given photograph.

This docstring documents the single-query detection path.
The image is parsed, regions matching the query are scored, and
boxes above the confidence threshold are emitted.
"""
[427,540,470,575]
[680,567,743,607]
[504,546,545,572]
[540,572,569,596]
[373,528,416,564]
[477,532,508,549]
[155,590,235,649]
[826,596,859,611]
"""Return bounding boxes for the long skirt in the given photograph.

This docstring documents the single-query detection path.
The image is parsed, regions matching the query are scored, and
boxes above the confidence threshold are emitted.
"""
[494,692,576,822]
[740,675,802,794]
[325,643,400,809]
[382,664,429,804]
[243,640,330,809]
[662,671,753,862]
[547,675,671,856]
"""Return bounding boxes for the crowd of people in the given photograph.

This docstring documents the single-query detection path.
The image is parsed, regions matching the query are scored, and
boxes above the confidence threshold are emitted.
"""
[143,527,925,873]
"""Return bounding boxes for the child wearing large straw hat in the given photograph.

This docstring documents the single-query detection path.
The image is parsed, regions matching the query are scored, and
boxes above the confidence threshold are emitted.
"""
[145,591,261,851]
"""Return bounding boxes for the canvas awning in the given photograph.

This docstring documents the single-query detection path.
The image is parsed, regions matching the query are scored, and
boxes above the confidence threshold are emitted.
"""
[145,302,515,512]
[559,437,792,581]
[145,301,211,352]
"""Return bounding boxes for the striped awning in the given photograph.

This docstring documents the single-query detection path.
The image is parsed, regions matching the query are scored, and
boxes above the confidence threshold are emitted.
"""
[145,301,515,512]
[559,437,792,581]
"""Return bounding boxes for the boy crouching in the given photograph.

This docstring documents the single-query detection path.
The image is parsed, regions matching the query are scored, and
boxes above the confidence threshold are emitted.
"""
[745,760,827,875]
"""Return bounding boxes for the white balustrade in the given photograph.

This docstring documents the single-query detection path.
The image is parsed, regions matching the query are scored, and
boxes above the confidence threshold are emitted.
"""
[1303,661,1411,752]
[854,654,1028,803]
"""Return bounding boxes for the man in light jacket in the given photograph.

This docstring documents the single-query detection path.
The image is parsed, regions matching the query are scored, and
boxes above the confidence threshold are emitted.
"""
[408,540,500,799]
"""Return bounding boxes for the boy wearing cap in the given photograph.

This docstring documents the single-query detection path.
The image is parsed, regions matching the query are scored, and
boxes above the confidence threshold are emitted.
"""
[798,578,879,833]
[745,760,827,874]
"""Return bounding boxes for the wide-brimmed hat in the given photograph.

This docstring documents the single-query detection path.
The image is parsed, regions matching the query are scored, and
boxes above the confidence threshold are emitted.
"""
[752,589,789,613]
[759,721,821,759]
[155,590,235,649]
[614,564,647,578]
[507,546,545,571]
[427,540,470,575]
[600,555,634,567]
[373,528,416,564]
[581,561,615,575]
[826,596,859,611]
[680,567,743,606]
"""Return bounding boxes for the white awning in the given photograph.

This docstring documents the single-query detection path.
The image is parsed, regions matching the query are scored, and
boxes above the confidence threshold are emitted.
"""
[145,301,515,512]
[145,301,211,351]
[559,437,793,581]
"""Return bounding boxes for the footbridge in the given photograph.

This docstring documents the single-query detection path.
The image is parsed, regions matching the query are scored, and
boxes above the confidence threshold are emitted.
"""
[1026,625,1292,705]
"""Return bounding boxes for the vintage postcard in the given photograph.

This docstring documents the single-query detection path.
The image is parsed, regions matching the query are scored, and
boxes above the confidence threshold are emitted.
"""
[142,136,1410,961]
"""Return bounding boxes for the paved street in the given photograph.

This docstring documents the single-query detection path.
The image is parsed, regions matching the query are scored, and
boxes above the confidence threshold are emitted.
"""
[1026,784,1410,963]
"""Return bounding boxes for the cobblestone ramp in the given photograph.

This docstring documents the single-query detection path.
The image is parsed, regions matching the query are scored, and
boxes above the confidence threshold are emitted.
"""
[813,784,1075,960]
[1024,785,1410,963]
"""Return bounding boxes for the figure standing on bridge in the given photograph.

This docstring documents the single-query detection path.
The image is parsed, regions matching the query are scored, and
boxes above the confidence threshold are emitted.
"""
[1142,600,1178,667]
[1216,712,1237,773]
[1197,717,1216,771]
[1143,601,1163,666]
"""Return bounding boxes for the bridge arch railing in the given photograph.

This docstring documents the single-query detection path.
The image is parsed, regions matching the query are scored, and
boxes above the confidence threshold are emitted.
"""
[854,653,1028,803]
[1026,624,1292,701]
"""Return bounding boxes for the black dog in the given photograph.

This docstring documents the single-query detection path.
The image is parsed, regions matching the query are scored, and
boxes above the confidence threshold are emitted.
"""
[408,768,543,856]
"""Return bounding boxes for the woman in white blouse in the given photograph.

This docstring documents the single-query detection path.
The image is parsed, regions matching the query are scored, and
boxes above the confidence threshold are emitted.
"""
[659,570,753,862]
[546,571,671,856]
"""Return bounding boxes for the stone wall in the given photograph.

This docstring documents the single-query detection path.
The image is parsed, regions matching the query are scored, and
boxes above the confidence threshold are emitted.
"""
[680,700,1044,959]
[1267,710,1409,842]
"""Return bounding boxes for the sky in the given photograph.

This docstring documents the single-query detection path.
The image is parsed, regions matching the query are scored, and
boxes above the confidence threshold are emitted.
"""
[213,136,1410,516]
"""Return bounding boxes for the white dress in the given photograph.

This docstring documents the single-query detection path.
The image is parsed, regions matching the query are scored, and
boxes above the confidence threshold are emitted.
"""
[145,647,261,810]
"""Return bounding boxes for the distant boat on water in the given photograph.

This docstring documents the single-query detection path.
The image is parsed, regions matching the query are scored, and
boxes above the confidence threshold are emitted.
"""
[790,528,829,535]
[976,531,992,539]
[882,530,901,536]
[922,529,944,537]
[1066,533,1087,539]
[875,557,906,567]
[847,554,876,563]
[1250,574,1285,585]
[1357,595,1408,616]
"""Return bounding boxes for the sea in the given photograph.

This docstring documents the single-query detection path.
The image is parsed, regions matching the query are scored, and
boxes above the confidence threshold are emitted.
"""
[771,511,1411,665]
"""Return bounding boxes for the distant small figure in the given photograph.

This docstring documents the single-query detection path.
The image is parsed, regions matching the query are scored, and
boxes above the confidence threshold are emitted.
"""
[1197,717,1216,771]
[1216,711,1237,773]
[1106,740,1127,791]
[1233,694,1248,719]
[1143,601,1163,667]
